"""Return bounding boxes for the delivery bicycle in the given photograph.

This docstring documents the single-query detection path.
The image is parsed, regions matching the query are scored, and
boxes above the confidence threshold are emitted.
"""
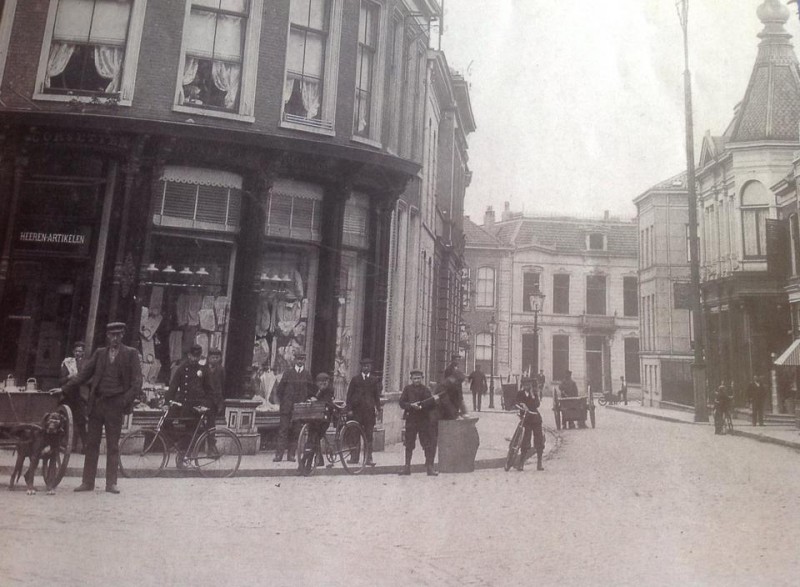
[295,399,367,476]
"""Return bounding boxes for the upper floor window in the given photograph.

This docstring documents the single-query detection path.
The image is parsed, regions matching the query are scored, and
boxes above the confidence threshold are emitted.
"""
[34,0,148,105]
[553,274,569,314]
[522,271,540,312]
[587,232,606,251]
[741,181,770,259]
[623,276,638,317]
[353,1,379,138]
[0,0,18,88]
[476,266,495,308]
[586,274,606,315]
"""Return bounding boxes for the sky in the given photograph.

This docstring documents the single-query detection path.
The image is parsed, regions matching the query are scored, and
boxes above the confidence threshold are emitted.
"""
[438,0,800,223]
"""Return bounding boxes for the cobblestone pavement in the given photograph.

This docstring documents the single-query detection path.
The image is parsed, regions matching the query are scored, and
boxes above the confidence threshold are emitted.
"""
[2,406,799,586]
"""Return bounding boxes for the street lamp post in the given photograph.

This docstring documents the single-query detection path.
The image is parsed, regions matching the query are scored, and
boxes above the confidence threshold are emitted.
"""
[529,287,546,376]
[488,314,497,409]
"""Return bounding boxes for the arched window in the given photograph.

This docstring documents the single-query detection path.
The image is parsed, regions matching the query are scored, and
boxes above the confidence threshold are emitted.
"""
[475,266,495,308]
[741,181,771,258]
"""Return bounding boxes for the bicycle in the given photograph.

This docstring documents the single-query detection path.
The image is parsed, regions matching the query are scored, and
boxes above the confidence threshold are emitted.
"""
[118,401,242,478]
[724,408,734,434]
[295,399,367,476]
[505,404,527,472]
[597,391,619,407]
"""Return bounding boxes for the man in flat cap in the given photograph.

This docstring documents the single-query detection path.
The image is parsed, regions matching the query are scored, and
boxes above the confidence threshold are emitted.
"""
[301,372,335,470]
[273,352,314,462]
[62,322,142,494]
[346,357,382,466]
[399,369,439,476]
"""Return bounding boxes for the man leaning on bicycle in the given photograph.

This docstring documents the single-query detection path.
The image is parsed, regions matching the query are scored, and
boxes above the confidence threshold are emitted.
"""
[164,344,223,452]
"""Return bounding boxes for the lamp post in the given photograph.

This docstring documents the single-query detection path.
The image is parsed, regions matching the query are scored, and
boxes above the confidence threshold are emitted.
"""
[529,287,546,376]
[488,314,497,409]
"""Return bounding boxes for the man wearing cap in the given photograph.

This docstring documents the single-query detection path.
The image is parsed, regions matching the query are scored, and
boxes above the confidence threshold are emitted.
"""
[60,340,89,452]
[273,352,315,462]
[62,322,142,494]
[346,357,382,466]
[399,369,439,476]
[301,372,335,470]
[165,344,220,455]
[443,353,467,416]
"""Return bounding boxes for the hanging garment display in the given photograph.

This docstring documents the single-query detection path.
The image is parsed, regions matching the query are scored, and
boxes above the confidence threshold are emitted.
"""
[199,308,216,331]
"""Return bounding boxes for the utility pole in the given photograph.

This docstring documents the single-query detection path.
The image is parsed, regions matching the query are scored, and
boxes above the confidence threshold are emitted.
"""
[678,0,708,422]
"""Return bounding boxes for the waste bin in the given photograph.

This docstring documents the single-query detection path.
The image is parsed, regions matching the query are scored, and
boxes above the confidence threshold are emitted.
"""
[437,416,480,473]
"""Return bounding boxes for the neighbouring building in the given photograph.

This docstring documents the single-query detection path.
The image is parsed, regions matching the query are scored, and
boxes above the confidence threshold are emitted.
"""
[463,204,640,399]
[633,172,694,407]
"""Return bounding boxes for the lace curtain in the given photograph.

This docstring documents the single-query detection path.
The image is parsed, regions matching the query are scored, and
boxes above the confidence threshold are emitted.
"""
[212,61,241,109]
[284,77,321,119]
[94,45,124,93]
[45,42,76,87]
[179,57,199,103]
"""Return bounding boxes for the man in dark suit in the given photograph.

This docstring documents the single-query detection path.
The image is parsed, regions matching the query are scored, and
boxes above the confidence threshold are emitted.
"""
[63,322,142,494]
[346,357,382,466]
[273,352,314,462]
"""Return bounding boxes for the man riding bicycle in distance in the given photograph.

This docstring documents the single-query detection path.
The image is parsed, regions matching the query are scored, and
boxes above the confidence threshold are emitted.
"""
[164,344,222,458]
[515,380,545,471]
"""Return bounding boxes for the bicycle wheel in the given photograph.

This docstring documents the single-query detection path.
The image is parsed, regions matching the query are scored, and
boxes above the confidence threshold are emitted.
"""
[322,434,336,467]
[598,396,608,407]
[296,424,314,476]
[118,429,168,478]
[337,421,367,475]
[42,404,73,489]
[191,427,242,478]
[505,424,523,472]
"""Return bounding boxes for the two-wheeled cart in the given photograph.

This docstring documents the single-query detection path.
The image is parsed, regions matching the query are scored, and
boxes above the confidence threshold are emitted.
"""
[552,390,595,430]
[0,390,73,488]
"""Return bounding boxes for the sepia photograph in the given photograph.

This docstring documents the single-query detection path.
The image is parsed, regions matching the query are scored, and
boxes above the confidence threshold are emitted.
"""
[1,0,800,585]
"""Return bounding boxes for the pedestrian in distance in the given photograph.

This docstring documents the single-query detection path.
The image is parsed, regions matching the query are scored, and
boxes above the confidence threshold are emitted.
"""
[515,381,545,471]
[558,370,579,429]
[273,352,315,462]
[713,384,733,435]
[62,322,142,494]
[747,374,767,426]
[398,369,439,476]
[346,357,382,466]
[618,376,628,405]
[444,353,468,415]
[536,370,546,394]
[467,364,487,412]
[59,340,89,453]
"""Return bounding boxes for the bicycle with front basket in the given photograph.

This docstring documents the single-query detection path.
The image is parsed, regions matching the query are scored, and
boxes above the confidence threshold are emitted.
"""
[295,399,367,476]
[118,401,242,478]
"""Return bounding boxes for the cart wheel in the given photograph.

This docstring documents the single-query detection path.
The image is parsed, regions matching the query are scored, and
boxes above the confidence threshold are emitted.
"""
[42,404,73,489]
[590,407,596,429]
[553,409,561,431]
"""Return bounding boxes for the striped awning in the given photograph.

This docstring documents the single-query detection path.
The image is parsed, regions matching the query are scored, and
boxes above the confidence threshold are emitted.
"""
[774,338,800,366]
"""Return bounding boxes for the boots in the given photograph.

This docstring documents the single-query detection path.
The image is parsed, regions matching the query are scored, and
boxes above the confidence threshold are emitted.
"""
[536,451,544,471]
[515,449,528,471]
[399,448,412,475]
[425,455,438,476]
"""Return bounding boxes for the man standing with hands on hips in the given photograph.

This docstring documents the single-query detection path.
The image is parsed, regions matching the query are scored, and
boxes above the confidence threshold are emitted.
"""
[347,357,382,467]
[62,322,142,494]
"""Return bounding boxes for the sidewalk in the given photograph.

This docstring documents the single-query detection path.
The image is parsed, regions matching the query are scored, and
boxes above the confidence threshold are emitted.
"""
[608,403,800,451]
[0,409,560,479]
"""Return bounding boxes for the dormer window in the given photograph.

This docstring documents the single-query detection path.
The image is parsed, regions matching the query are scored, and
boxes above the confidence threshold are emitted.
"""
[587,233,606,251]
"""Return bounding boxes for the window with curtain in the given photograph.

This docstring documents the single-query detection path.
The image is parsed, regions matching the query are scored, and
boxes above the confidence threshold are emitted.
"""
[522,272,541,312]
[586,274,606,315]
[181,0,248,111]
[741,181,770,259]
[553,274,569,314]
[284,0,329,123]
[475,266,495,308]
[475,333,492,361]
[353,1,378,137]
[44,0,132,95]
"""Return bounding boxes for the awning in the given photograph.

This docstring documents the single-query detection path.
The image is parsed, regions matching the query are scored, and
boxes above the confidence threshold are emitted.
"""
[774,338,800,366]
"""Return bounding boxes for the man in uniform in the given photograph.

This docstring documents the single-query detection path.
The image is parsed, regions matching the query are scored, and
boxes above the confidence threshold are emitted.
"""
[346,357,382,466]
[273,352,314,462]
[399,369,439,476]
[64,322,142,494]
[165,344,220,454]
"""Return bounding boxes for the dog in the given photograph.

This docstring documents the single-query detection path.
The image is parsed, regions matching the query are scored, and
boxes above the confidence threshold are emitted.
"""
[9,411,67,495]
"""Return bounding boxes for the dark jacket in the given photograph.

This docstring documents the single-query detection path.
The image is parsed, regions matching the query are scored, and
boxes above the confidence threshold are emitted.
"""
[468,370,487,392]
[559,378,579,398]
[166,360,216,406]
[346,372,383,416]
[516,388,542,427]
[275,367,315,414]
[399,383,437,424]
[62,344,142,410]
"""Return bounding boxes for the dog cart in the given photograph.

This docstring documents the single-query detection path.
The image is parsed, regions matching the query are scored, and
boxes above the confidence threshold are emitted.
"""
[552,390,595,430]
[0,390,73,489]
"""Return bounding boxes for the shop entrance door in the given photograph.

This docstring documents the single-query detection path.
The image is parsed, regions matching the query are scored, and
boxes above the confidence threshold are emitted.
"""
[0,259,88,389]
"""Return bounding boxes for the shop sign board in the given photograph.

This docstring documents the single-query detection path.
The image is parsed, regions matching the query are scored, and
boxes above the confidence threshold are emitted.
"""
[14,225,92,256]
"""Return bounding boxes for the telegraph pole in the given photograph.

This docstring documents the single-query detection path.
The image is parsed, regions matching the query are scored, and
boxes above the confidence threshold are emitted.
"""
[678,0,708,422]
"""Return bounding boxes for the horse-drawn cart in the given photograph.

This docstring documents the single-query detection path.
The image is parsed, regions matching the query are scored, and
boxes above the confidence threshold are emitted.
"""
[0,390,73,489]
[552,391,596,430]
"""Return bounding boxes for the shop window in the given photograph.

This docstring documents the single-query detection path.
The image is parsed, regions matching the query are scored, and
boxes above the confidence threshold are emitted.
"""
[153,166,242,233]
[552,334,569,381]
[34,0,148,105]
[282,0,343,134]
[353,0,380,139]
[475,266,495,308]
[333,250,366,400]
[586,274,606,315]
[176,0,263,120]
[343,192,369,249]
[522,271,540,312]
[264,179,323,242]
[623,276,638,317]
[553,274,569,314]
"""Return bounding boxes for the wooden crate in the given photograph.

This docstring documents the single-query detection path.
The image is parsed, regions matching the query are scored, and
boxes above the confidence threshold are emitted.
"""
[292,401,328,422]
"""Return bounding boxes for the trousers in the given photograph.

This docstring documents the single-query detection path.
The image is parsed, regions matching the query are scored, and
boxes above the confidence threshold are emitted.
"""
[83,394,125,487]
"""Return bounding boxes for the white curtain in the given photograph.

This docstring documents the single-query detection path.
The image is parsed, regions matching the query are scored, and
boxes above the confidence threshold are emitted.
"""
[283,77,295,107]
[94,45,124,93]
[300,79,320,119]
[45,42,76,87]
[212,61,241,109]
[179,56,199,103]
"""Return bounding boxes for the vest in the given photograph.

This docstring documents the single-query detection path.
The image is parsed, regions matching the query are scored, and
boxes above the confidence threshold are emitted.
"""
[97,354,125,397]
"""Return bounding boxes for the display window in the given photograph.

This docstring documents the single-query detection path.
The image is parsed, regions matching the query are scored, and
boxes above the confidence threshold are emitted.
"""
[252,245,318,411]
[332,250,366,400]
[138,233,235,392]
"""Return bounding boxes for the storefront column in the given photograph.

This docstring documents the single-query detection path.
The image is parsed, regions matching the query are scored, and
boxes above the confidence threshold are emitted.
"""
[362,199,394,373]
[0,154,29,304]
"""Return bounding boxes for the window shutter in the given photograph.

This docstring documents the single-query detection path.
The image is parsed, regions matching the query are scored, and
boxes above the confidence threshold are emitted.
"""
[265,180,323,242]
[153,167,242,233]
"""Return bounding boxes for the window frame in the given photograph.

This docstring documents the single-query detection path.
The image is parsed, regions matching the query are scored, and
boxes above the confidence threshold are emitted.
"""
[522,271,541,313]
[624,337,641,384]
[172,0,263,123]
[552,334,569,382]
[586,274,607,316]
[351,0,386,147]
[586,232,606,251]
[33,0,148,106]
[475,266,495,309]
[552,274,570,315]
[0,0,18,88]
[623,276,638,317]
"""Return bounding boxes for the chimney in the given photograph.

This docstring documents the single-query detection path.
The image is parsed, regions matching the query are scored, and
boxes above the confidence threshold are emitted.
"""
[501,201,512,221]
[484,206,495,227]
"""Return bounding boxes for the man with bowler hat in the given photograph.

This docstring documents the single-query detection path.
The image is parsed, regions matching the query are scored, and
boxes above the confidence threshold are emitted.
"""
[346,357,382,466]
[399,369,439,476]
[63,322,142,494]
[273,352,314,462]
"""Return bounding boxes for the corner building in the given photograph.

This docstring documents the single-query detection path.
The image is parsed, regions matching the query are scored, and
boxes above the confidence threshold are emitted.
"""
[0,0,442,405]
